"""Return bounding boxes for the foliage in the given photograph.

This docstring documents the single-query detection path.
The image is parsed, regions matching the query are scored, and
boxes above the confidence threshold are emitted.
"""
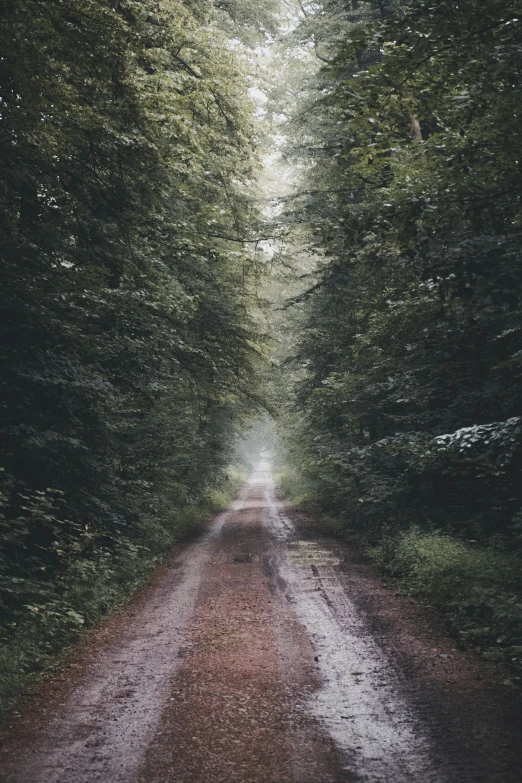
[275,0,522,543]
[0,0,274,714]
[370,529,522,674]
[0,482,237,715]
[270,0,522,668]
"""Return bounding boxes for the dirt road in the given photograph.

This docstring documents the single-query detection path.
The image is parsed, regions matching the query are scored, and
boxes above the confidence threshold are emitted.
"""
[1,462,521,782]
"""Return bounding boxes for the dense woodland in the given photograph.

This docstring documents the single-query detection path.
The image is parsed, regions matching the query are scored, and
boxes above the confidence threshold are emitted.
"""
[273,0,522,673]
[1,0,522,710]
[0,0,275,708]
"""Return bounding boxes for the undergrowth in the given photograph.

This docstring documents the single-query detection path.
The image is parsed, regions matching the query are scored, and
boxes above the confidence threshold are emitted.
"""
[0,475,242,720]
[278,469,522,682]
[370,530,522,679]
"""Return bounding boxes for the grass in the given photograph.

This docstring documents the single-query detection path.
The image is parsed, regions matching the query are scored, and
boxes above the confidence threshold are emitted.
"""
[277,468,522,680]
[369,529,522,676]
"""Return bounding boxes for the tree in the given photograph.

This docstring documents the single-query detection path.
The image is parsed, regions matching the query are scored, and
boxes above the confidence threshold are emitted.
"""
[0,0,273,688]
[276,0,522,541]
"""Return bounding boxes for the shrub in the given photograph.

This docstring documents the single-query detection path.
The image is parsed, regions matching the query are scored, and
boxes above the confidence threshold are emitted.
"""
[370,529,522,673]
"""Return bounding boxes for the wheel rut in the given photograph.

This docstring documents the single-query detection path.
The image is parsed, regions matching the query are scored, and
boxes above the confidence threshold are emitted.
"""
[1,462,521,782]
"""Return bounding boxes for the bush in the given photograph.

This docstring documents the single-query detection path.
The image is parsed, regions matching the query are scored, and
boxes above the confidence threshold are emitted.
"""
[277,469,312,509]
[0,482,238,719]
[370,529,522,674]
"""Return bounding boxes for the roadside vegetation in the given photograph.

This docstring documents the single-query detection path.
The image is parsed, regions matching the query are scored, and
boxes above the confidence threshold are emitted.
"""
[0,0,274,715]
[281,465,522,676]
[270,0,522,677]
[2,0,522,718]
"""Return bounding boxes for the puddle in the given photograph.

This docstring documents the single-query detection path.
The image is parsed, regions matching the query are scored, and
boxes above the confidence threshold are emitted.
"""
[288,541,341,568]
[262,473,448,783]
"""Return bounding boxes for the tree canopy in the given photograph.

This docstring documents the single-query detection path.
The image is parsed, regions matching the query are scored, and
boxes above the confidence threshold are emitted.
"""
[2,0,522,706]
[0,0,271,697]
[270,0,522,666]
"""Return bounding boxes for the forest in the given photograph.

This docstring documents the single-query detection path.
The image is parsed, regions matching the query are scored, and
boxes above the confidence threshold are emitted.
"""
[1,0,522,715]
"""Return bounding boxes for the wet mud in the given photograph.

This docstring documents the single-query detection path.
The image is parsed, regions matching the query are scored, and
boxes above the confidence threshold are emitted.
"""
[1,462,521,782]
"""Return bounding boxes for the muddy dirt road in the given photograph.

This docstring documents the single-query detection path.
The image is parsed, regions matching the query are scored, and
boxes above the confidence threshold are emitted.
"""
[1,461,521,783]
